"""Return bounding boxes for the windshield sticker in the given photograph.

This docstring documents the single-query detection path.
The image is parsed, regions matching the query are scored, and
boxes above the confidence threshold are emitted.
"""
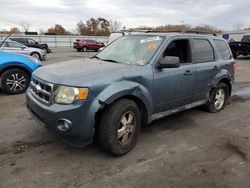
[140,36,161,44]
[147,44,157,49]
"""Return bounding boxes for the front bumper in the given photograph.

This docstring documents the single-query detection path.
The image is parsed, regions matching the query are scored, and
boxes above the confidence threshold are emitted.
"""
[26,89,96,147]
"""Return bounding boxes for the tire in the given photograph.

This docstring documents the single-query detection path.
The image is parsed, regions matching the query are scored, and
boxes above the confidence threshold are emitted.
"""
[0,69,30,94]
[204,82,229,113]
[82,47,88,52]
[31,52,41,60]
[98,99,141,156]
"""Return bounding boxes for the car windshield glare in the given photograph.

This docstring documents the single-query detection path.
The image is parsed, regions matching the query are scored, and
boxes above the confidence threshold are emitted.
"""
[96,35,165,65]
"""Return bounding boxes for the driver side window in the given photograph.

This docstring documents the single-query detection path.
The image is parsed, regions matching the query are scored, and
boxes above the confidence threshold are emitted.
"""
[163,39,191,64]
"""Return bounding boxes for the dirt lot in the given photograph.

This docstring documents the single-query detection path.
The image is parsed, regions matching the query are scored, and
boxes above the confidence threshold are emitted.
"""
[0,48,250,188]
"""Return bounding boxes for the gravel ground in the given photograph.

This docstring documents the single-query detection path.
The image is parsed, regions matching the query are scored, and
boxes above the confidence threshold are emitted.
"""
[0,48,250,188]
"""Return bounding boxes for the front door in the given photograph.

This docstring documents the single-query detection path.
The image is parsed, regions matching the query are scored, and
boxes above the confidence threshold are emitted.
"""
[153,38,195,113]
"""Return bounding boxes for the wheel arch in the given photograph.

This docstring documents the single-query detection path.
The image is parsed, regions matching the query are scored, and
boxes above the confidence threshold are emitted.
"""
[0,65,31,78]
[215,77,232,96]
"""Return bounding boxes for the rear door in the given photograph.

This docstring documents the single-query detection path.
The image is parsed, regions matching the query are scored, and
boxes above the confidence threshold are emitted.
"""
[192,38,219,101]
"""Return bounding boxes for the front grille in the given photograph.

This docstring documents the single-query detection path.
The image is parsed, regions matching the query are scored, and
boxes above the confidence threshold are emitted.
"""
[30,76,53,105]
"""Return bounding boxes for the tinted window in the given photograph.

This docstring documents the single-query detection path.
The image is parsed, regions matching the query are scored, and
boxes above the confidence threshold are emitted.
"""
[242,35,250,42]
[214,40,231,60]
[11,38,25,43]
[85,40,95,43]
[193,39,214,63]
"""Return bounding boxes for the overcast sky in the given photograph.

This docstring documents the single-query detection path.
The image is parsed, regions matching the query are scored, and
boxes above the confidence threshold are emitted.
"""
[1,0,250,32]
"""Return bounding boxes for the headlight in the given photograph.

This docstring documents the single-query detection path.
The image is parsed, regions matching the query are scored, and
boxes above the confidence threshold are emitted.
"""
[55,86,89,104]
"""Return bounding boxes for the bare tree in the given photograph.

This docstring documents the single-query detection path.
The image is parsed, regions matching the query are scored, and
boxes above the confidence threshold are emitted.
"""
[233,22,244,31]
[109,19,122,32]
[19,20,31,32]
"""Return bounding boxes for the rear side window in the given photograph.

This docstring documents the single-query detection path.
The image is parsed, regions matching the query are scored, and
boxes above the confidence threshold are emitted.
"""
[193,39,214,63]
[214,40,231,60]
[242,35,250,42]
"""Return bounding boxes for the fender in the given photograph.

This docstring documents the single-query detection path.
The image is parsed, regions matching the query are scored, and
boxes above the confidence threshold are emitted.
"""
[96,80,153,122]
[0,62,33,75]
[210,69,233,88]
[205,69,233,100]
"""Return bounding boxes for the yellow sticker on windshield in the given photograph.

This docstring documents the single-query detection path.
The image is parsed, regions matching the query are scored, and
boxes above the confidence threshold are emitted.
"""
[148,44,157,49]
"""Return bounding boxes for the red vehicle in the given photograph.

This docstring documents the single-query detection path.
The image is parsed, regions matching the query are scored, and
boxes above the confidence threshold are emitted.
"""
[73,39,105,52]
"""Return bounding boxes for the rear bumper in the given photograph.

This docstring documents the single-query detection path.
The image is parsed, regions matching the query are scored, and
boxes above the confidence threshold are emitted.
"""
[26,89,96,147]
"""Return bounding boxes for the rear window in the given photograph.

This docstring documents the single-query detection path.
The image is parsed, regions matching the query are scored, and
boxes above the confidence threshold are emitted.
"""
[214,40,231,60]
[193,39,214,63]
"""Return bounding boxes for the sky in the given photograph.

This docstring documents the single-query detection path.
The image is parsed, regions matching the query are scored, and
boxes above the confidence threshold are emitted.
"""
[0,0,250,32]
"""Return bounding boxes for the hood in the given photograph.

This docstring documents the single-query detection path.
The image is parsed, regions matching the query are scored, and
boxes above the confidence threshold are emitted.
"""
[33,58,141,87]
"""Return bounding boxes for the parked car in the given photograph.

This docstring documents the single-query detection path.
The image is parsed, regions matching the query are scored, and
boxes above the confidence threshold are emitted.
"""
[73,39,105,52]
[0,40,46,60]
[10,37,51,53]
[26,33,235,156]
[229,34,250,58]
[0,51,41,94]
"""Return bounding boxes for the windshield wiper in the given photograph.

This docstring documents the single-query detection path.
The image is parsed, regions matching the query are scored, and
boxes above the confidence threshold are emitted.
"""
[101,59,119,63]
[92,55,120,63]
[91,55,102,60]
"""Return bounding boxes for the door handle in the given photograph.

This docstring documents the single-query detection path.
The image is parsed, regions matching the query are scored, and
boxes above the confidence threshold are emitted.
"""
[213,66,220,71]
[184,70,192,76]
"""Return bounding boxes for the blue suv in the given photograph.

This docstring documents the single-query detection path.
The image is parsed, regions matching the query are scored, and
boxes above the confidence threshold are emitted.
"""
[26,33,235,156]
[0,51,41,94]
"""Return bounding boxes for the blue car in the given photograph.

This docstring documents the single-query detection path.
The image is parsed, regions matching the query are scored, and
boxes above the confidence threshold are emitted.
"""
[0,51,41,94]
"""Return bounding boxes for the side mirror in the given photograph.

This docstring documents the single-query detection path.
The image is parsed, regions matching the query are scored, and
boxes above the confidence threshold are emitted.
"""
[21,46,26,50]
[158,56,180,69]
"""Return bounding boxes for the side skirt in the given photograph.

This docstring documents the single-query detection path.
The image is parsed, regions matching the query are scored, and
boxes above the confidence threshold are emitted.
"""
[150,100,207,123]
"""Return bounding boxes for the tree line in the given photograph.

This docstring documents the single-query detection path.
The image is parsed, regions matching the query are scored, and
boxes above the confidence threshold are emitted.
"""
[1,18,249,35]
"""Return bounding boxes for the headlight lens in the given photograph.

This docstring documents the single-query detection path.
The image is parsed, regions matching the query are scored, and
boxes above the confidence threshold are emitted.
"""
[55,86,89,104]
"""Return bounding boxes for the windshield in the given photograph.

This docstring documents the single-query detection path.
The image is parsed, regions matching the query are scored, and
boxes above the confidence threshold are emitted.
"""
[96,35,165,65]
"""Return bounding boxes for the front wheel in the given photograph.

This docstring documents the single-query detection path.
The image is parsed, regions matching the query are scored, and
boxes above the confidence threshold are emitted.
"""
[98,99,141,156]
[0,69,30,94]
[204,82,229,113]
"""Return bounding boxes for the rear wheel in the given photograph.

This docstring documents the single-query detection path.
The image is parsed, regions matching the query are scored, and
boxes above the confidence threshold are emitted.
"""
[204,82,229,113]
[98,99,141,156]
[0,69,30,94]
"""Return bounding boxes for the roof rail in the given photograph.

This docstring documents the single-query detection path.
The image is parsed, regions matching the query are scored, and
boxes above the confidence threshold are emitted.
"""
[144,30,218,36]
